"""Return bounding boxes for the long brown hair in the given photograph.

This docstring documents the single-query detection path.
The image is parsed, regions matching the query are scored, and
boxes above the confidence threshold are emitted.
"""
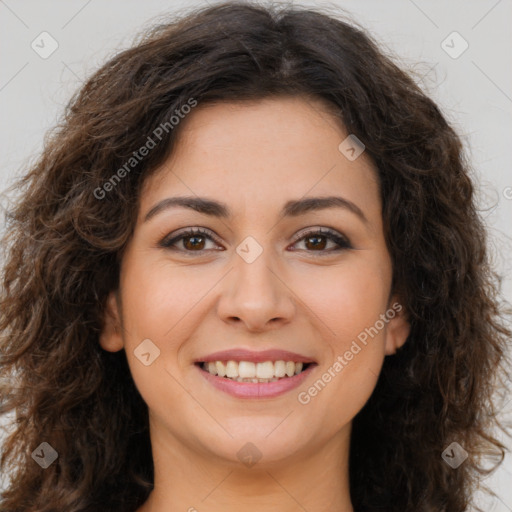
[1,3,510,511]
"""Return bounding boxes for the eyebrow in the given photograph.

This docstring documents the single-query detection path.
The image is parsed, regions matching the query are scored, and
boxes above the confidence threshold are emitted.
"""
[143,195,369,224]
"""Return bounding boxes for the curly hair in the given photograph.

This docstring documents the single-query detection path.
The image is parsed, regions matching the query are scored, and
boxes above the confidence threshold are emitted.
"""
[1,2,510,511]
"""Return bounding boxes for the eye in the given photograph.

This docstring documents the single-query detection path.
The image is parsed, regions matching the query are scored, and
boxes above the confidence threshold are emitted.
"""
[289,227,352,254]
[159,227,222,253]
[159,226,352,255]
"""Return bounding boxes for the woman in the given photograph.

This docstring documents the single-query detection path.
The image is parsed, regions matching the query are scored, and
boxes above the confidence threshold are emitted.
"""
[0,2,510,511]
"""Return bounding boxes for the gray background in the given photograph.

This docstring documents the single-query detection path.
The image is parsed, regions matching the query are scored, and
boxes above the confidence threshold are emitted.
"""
[0,0,511,510]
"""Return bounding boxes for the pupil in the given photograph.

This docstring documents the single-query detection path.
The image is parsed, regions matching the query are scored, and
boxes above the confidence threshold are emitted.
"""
[307,236,326,250]
[185,236,204,250]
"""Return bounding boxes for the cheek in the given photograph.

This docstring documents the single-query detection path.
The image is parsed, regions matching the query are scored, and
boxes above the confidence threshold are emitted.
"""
[295,256,391,349]
[294,259,390,424]
[117,262,196,420]
[117,259,197,391]
[119,256,204,339]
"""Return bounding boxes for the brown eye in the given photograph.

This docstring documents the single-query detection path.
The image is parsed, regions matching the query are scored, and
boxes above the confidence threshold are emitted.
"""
[292,228,352,253]
[160,228,222,253]
[182,234,206,251]
[160,227,351,256]
[303,234,328,250]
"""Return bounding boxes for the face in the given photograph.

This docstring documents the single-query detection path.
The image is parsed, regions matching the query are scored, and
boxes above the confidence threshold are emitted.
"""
[100,96,410,470]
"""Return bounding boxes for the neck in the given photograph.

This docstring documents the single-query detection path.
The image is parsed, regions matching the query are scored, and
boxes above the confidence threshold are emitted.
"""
[136,422,354,512]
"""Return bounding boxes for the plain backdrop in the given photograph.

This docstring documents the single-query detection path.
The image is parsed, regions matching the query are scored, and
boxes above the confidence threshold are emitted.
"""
[0,0,511,510]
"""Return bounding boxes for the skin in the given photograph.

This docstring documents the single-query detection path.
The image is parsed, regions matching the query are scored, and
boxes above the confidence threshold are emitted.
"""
[100,96,410,512]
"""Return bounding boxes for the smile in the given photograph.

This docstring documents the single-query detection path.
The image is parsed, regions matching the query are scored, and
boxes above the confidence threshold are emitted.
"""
[195,359,317,399]
[201,360,310,382]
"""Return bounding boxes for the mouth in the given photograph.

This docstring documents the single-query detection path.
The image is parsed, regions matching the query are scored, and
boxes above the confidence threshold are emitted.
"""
[194,350,318,399]
[196,360,313,383]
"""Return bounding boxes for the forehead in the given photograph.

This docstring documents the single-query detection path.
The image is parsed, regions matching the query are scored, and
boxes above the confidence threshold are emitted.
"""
[139,97,381,224]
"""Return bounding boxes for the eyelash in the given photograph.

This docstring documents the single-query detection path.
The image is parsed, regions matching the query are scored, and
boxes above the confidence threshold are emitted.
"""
[159,227,352,256]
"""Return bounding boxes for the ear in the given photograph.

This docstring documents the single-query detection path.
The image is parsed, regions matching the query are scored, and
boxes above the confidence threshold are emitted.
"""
[99,290,124,352]
[384,296,410,355]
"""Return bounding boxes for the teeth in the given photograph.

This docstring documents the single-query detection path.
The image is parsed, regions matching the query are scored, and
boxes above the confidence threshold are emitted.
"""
[256,361,274,379]
[226,360,238,378]
[202,360,308,380]
[238,361,256,379]
[216,361,226,377]
[274,360,286,378]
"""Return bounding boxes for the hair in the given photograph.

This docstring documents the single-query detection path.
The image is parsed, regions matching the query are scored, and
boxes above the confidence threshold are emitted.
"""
[0,2,510,511]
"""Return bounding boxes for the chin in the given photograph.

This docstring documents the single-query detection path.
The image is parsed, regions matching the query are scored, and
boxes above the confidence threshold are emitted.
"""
[194,416,315,467]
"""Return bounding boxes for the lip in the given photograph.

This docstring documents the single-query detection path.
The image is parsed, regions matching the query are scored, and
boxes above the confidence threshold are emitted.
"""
[196,362,317,399]
[195,348,316,364]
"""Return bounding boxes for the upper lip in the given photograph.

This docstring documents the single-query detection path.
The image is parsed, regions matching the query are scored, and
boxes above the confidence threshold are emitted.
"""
[196,348,317,364]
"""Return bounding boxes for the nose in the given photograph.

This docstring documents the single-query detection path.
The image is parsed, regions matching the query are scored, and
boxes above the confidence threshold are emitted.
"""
[216,247,296,333]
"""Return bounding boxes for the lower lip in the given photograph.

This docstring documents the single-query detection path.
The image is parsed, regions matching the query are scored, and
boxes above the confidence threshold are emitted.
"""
[197,364,316,399]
